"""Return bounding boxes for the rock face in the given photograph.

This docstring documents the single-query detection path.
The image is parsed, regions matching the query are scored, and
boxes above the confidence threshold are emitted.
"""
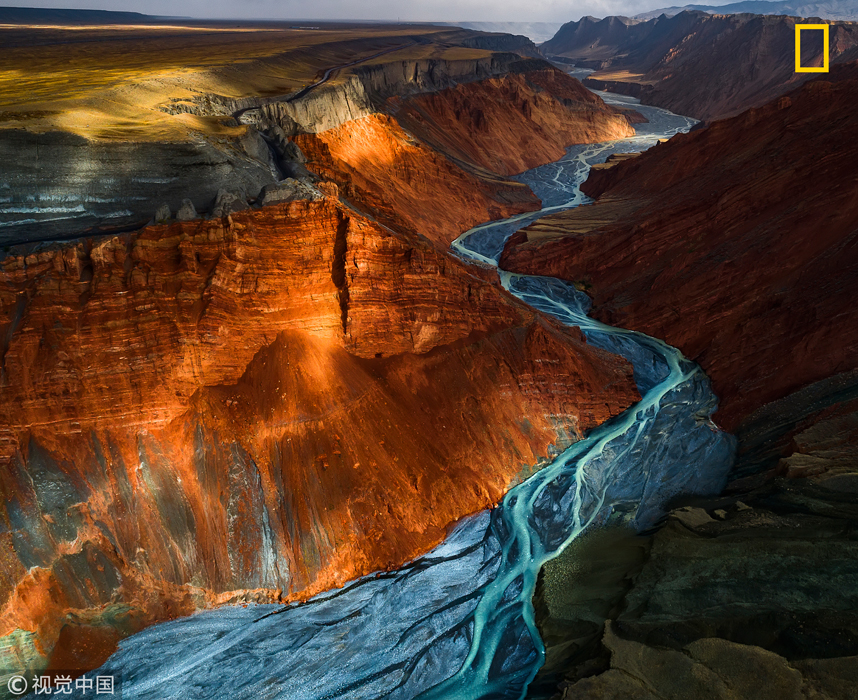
[534,369,858,699]
[544,11,858,120]
[542,15,651,66]
[295,114,540,248]
[295,68,636,248]
[0,130,280,247]
[563,625,858,700]
[562,429,858,698]
[501,65,858,431]
[0,196,639,674]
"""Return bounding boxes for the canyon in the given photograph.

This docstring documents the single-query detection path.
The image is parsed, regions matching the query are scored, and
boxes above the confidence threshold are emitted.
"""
[2,10,856,700]
[0,195,640,677]
[0,19,645,682]
[0,21,636,248]
[543,11,858,120]
[502,63,858,433]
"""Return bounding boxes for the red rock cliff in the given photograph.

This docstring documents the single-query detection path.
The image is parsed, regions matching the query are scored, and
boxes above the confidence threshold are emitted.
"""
[0,196,639,673]
[295,114,540,249]
[501,65,858,431]
[295,69,636,248]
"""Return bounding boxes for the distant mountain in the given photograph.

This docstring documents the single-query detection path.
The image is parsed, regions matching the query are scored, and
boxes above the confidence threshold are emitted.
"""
[0,6,156,23]
[444,22,563,43]
[542,11,858,120]
[634,0,858,20]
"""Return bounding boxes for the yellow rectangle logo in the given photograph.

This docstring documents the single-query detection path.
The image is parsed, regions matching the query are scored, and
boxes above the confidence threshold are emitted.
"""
[795,24,830,73]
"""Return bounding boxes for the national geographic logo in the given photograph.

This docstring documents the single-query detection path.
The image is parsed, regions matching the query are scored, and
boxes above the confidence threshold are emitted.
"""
[795,24,830,73]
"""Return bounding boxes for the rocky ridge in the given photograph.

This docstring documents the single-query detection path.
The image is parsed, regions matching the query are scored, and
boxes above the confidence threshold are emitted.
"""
[543,11,858,120]
[0,50,635,249]
[290,67,635,249]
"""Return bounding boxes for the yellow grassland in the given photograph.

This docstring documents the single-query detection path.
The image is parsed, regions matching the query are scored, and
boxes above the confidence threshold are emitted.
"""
[0,23,485,141]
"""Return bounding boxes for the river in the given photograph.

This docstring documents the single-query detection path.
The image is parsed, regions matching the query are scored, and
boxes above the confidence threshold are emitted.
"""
[54,95,733,700]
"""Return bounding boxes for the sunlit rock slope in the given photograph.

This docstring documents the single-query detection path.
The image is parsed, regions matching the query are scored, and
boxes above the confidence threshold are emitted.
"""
[0,192,639,674]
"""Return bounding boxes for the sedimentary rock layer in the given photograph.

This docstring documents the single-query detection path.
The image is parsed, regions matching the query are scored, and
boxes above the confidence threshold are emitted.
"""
[0,196,639,673]
[501,65,858,431]
[294,114,540,248]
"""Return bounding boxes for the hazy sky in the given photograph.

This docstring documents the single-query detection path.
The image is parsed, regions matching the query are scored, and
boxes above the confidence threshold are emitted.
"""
[4,0,736,23]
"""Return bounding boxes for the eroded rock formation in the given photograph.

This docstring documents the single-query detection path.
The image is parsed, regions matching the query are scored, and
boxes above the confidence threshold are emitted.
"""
[0,194,639,674]
[533,368,858,699]
[295,68,636,248]
[391,69,636,176]
[294,114,540,248]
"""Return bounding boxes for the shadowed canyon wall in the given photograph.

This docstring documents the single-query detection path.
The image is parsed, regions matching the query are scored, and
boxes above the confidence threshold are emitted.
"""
[501,64,858,432]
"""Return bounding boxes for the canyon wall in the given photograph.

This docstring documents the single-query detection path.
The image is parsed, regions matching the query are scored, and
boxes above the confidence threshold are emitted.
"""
[0,129,280,248]
[501,65,858,431]
[294,114,540,248]
[293,67,635,248]
[391,69,635,176]
[544,11,858,120]
[0,194,639,674]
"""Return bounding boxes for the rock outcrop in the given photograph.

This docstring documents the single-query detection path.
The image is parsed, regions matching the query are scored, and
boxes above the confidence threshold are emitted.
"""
[562,625,858,700]
[544,11,858,120]
[295,113,540,248]
[501,64,858,431]
[0,130,280,248]
[295,68,635,248]
[0,195,639,675]
[533,369,858,699]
